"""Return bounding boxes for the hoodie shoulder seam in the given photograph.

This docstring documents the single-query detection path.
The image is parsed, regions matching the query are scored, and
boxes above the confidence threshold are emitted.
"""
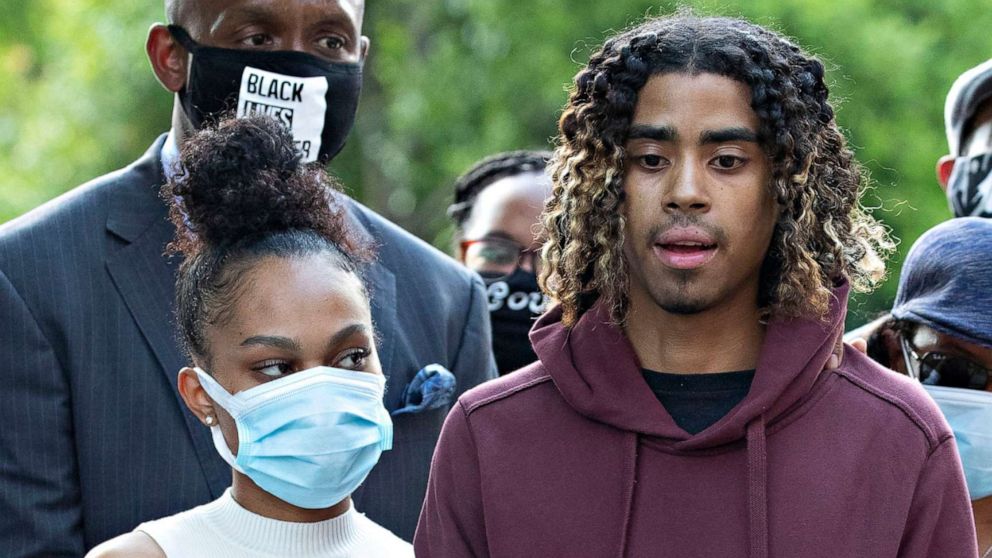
[463,374,554,415]
[926,432,955,460]
[833,369,942,450]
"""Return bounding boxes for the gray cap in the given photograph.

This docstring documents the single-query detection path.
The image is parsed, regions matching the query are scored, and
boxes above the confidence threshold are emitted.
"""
[892,217,992,350]
[945,59,992,156]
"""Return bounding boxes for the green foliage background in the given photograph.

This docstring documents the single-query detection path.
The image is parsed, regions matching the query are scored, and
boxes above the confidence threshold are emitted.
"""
[2,0,990,327]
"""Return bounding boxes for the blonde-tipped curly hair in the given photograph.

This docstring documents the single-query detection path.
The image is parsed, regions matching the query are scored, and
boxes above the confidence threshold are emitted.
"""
[540,14,895,327]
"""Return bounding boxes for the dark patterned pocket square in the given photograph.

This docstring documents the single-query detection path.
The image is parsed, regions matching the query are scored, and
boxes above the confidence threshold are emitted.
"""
[391,364,457,416]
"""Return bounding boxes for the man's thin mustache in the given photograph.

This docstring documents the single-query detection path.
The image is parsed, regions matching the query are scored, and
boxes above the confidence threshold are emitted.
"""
[647,214,727,245]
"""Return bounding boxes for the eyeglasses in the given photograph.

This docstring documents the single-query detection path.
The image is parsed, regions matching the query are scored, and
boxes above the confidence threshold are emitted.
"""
[460,237,541,280]
[899,335,991,391]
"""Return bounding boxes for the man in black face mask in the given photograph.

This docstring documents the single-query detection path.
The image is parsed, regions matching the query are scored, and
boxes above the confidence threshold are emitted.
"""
[938,58,992,218]
[152,1,366,163]
[0,1,497,554]
[449,151,553,374]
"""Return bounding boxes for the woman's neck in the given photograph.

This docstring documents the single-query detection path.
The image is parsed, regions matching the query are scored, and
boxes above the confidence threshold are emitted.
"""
[231,471,350,522]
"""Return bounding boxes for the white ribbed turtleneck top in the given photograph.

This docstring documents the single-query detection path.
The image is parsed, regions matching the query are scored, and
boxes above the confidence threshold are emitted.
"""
[135,489,412,557]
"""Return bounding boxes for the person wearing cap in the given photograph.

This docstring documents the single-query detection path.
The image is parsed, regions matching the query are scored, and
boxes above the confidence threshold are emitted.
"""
[939,59,992,218]
[846,58,992,346]
[864,217,992,555]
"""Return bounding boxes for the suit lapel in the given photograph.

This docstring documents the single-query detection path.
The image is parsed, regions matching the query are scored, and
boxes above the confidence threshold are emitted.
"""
[105,136,230,496]
[106,219,182,376]
[341,209,398,508]
[366,260,397,388]
[346,204,399,393]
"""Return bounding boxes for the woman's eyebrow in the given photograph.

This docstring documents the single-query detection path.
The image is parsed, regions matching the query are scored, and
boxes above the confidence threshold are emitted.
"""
[240,335,302,353]
[326,323,370,350]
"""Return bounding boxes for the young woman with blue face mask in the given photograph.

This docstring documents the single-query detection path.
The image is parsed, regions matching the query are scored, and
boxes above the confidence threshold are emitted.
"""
[865,217,992,556]
[87,115,411,557]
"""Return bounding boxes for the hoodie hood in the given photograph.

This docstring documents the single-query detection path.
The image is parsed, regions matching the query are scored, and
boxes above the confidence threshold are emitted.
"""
[530,281,849,451]
[419,278,976,558]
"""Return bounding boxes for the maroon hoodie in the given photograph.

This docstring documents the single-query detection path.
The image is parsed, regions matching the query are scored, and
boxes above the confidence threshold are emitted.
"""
[415,285,977,557]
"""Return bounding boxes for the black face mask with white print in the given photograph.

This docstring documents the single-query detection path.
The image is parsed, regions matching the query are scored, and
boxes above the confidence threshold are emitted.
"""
[168,25,362,163]
[947,151,992,218]
[483,269,548,375]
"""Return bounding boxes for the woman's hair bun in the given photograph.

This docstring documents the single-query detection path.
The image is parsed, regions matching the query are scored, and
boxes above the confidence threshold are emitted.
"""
[164,114,354,256]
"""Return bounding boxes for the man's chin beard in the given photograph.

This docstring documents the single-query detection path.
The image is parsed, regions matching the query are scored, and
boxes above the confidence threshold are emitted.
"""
[659,299,709,315]
[653,272,710,315]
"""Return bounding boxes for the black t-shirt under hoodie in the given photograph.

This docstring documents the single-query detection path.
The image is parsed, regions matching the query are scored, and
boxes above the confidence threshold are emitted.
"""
[641,369,755,435]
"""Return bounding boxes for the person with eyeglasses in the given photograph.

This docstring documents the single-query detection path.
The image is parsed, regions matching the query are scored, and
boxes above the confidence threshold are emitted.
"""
[847,58,992,347]
[448,151,553,375]
[866,217,992,555]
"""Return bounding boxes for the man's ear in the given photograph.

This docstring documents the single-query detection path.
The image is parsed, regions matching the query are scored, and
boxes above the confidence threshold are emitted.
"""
[936,155,956,192]
[147,23,188,93]
[359,36,370,62]
[177,367,215,426]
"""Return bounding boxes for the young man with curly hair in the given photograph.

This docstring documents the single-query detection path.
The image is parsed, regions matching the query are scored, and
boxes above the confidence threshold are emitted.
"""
[415,14,977,557]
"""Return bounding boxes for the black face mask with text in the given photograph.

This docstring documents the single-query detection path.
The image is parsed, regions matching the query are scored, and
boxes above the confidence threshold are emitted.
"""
[168,25,362,163]
[483,269,548,375]
[947,151,992,217]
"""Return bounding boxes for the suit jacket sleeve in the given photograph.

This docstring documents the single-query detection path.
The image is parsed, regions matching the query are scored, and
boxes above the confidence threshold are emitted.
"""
[450,273,498,396]
[414,401,490,558]
[898,436,978,557]
[0,269,84,557]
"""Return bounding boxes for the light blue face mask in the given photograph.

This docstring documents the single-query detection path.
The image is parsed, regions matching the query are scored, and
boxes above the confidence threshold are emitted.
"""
[194,366,393,509]
[923,384,992,500]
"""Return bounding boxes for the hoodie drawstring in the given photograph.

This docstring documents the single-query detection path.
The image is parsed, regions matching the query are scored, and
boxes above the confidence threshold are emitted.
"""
[746,415,768,558]
[617,433,638,558]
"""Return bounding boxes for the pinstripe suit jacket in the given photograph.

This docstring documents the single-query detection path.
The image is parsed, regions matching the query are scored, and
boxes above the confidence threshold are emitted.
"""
[0,135,497,556]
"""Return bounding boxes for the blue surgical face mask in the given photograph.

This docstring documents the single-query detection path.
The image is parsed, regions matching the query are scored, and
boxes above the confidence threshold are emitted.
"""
[923,384,992,500]
[194,366,392,509]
